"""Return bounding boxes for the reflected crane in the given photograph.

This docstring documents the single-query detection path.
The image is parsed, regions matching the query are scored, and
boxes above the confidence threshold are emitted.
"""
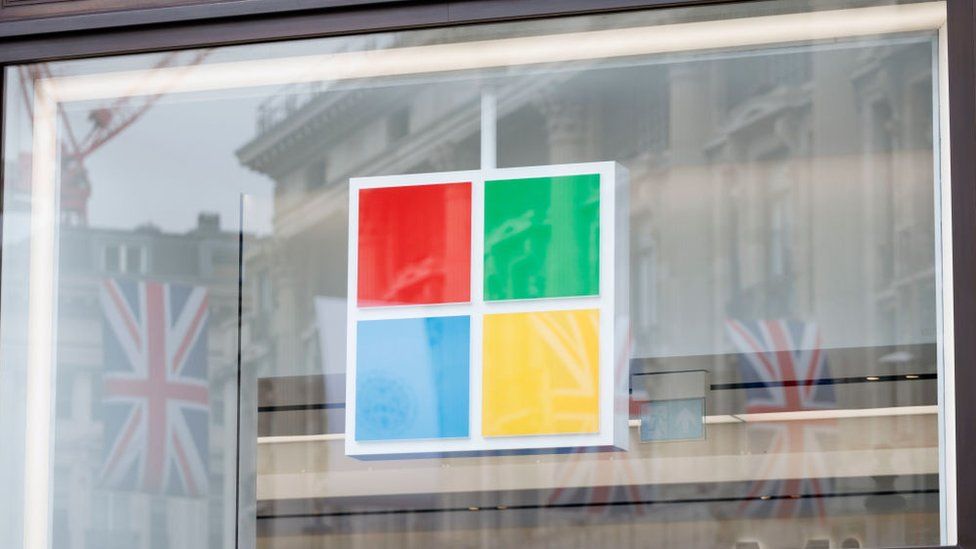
[15,50,211,226]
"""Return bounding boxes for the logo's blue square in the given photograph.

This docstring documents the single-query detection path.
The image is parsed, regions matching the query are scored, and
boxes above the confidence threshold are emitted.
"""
[355,316,470,441]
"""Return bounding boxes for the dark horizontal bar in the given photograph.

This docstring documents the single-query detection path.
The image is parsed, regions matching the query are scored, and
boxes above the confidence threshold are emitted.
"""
[709,372,937,391]
[256,372,937,412]
[257,402,345,413]
[256,488,938,520]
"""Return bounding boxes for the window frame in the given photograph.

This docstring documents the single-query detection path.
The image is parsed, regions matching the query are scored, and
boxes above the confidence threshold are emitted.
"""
[0,1,973,548]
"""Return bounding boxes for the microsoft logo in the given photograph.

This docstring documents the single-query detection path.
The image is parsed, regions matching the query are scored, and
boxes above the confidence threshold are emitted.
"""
[346,162,629,457]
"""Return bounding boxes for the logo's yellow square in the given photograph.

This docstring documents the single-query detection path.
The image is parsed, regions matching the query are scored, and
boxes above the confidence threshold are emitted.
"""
[482,309,600,436]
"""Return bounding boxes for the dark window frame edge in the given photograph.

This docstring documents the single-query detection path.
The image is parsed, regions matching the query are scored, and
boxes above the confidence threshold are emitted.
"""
[947,1,976,549]
[0,0,739,41]
[0,0,747,64]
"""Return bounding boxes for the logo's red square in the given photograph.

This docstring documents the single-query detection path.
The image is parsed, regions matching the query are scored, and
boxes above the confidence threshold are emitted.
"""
[357,182,471,306]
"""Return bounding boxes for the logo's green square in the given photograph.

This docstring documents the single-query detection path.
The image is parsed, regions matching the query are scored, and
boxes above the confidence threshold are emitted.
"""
[484,173,600,301]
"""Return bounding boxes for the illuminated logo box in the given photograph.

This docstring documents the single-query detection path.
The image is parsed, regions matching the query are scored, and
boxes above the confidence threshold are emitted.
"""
[346,162,628,457]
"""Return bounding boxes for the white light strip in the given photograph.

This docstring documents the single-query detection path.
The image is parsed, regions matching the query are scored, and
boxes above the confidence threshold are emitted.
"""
[480,90,497,170]
[24,81,58,549]
[257,433,346,444]
[39,3,946,103]
[703,415,742,425]
[733,405,937,423]
[256,405,938,444]
[937,19,957,546]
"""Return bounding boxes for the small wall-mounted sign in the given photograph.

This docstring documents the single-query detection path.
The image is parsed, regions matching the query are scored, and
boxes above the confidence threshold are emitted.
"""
[639,398,704,442]
[632,370,707,443]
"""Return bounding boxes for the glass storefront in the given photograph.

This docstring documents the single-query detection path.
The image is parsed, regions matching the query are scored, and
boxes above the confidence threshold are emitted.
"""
[0,0,954,547]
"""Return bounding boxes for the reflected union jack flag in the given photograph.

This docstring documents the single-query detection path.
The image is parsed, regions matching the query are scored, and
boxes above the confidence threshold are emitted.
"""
[99,278,210,497]
[546,329,642,517]
[546,450,646,518]
[726,319,837,519]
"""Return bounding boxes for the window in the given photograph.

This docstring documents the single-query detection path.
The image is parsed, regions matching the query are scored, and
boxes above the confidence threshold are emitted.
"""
[303,159,326,190]
[387,107,411,143]
[103,245,121,273]
[103,244,146,274]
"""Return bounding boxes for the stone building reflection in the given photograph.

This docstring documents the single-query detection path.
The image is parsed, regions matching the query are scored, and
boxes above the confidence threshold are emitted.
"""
[0,157,242,549]
[236,31,940,549]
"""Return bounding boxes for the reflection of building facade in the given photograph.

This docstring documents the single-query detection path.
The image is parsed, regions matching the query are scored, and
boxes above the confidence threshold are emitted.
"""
[236,35,939,548]
[237,39,937,400]
[0,186,243,549]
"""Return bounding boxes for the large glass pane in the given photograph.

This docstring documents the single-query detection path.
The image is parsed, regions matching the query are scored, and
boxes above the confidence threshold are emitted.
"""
[1,1,950,548]
[1,63,255,549]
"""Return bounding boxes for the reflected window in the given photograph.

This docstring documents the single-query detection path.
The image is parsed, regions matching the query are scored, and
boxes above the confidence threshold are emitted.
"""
[103,243,146,274]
